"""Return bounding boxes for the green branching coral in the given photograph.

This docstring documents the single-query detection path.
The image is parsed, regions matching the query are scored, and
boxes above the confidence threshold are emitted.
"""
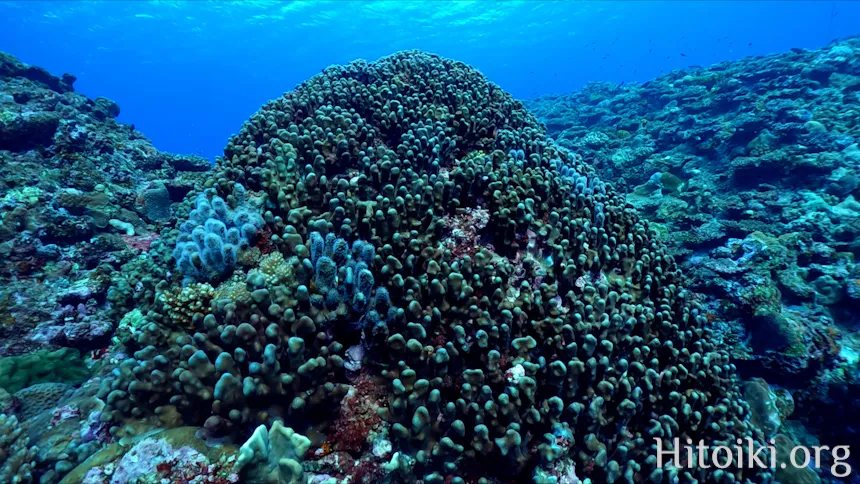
[100,51,770,483]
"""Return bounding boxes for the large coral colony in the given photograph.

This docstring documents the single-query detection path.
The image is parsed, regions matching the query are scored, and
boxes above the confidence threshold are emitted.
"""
[97,49,770,484]
[0,41,853,484]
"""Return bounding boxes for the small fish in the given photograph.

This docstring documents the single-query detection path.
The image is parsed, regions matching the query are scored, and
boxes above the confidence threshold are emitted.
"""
[680,53,687,57]
[620,81,626,86]
[748,42,752,47]
[648,48,652,53]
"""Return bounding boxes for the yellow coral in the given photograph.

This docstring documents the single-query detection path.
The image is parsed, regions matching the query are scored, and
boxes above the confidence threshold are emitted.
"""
[160,283,216,328]
[216,275,253,305]
[251,251,293,288]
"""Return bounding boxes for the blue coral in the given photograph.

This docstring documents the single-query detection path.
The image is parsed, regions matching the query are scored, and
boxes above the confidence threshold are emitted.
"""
[303,231,386,327]
[354,268,375,312]
[309,232,325,266]
[508,148,526,161]
[314,256,337,293]
[332,238,349,266]
[352,239,376,265]
[172,186,263,283]
[552,159,607,197]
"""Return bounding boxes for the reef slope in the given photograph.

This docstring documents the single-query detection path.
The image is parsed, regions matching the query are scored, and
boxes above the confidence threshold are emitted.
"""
[527,37,860,475]
[0,51,211,357]
[0,51,212,483]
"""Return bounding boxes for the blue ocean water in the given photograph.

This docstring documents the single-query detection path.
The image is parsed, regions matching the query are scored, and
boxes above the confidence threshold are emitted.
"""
[2,0,859,160]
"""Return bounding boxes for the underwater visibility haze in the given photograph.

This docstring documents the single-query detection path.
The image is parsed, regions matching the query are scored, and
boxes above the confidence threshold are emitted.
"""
[1,1,860,483]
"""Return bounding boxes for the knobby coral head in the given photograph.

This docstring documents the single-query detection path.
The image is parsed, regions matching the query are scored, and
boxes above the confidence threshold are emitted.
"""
[99,50,769,483]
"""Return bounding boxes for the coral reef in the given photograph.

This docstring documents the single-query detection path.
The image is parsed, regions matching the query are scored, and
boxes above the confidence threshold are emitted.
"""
[527,37,860,478]
[93,50,771,484]
[0,50,211,361]
[0,51,213,483]
[13,40,859,482]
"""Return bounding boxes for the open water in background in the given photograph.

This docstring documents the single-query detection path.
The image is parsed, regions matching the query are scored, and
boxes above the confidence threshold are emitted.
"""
[2,0,859,160]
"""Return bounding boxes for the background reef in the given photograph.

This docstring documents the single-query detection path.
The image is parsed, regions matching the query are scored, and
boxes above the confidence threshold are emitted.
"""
[0,51,213,483]
[0,51,210,357]
[528,37,860,478]
[0,39,857,484]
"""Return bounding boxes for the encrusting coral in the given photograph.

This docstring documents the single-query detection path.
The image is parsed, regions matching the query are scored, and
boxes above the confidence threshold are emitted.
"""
[95,50,773,483]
